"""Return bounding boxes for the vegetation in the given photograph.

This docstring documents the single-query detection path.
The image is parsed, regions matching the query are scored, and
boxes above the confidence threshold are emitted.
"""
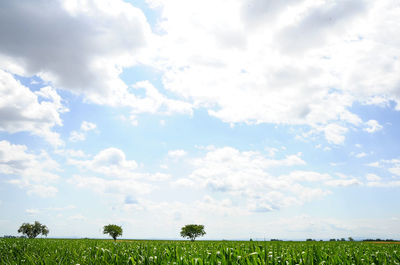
[1,238,400,264]
[103,224,123,241]
[180,224,206,241]
[17,221,49,239]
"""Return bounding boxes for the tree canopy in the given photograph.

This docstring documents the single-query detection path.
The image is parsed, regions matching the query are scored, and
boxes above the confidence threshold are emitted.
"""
[18,221,49,238]
[103,224,123,241]
[180,224,206,241]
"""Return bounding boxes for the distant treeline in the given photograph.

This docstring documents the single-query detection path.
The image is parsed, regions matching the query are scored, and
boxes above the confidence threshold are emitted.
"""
[2,235,399,242]
[3,235,27,239]
[362,239,398,242]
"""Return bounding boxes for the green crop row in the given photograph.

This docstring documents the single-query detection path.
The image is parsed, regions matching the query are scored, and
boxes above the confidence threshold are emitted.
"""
[1,238,400,265]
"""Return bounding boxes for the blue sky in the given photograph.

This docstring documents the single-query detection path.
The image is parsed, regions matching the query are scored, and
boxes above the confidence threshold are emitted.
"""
[0,0,400,240]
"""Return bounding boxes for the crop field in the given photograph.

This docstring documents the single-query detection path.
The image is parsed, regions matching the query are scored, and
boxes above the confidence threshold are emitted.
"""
[1,238,400,264]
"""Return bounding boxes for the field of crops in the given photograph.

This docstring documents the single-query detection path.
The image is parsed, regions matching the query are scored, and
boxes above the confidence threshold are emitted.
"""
[1,238,399,264]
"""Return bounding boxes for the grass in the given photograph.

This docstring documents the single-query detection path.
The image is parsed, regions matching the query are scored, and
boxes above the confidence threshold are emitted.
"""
[1,238,400,264]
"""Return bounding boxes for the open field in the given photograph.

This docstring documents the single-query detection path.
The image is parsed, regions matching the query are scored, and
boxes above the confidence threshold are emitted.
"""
[1,238,400,264]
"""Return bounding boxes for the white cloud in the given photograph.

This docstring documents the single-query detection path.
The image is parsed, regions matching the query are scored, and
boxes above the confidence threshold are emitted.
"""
[366,158,400,176]
[388,167,400,176]
[282,171,331,182]
[64,149,87,158]
[0,0,192,121]
[2,0,397,144]
[68,147,171,198]
[81,121,96,132]
[321,123,348,145]
[0,0,148,103]
[69,148,138,177]
[367,180,400,188]
[365,173,381,181]
[361,158,400,187]
[68,174,154,196]
[276,0,367,54]
[325,178,362,187]
[364,120,383,133]
[144,0,399,144]
[0,140,60,197]
[355,152,367,158]
[69,121,97,142]
[264,147,279,157]
[128,81,193,116]
[0,70,67,146]
[366,161,380,168]
[174,147,331,212]
[26,209,40,215]
[69,131,86,142]
[167,149,187,159]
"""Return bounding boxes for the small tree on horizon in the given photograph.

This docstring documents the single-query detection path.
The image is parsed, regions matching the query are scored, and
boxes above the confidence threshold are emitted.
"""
[18,221,49,238]
[180,224,206,241]
[103,224,123,241]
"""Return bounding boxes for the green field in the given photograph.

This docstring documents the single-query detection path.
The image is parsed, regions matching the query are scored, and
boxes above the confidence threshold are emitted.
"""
[1,238,399,264]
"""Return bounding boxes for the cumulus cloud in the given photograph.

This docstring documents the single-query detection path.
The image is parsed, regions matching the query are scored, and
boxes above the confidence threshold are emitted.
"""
[362,159,400,187]
[389,167,400,176]
[167,149,187,159]
[2,0,398,144]
[68,147,170,198]
[365,173,381,181]
[174,146,333,211]
[0,0,148,102]
[80,121,96,132]
[0,140,60,197]
[355,152,367,158]
[68,174,154,197]
[0,70,67,146]
[366,158,400,176]
[240,0,306,28]
[69,121,97,142]
[69,131,85,142]
[325,178,362,187]
[277,0,367,53]
[364,120,383,133]
[321,123,348,145]
[128,81,193,117]
[0,0,191,119]
[147,0,399,144]
[68,148,138,176]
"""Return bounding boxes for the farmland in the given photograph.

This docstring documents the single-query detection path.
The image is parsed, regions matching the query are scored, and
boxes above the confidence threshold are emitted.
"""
[1,238,400,264]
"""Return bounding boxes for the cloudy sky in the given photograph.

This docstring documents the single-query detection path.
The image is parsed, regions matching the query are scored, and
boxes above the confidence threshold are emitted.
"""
[1,0,400,240]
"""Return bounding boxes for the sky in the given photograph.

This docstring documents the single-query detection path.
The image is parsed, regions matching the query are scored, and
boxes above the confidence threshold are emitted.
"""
[0,0,400,240]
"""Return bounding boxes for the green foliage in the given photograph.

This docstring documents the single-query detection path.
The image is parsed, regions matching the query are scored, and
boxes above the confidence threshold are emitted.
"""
[103,224,123,241]
[17,221,49,239]
[180,224,206,241]
[1,239,400,264]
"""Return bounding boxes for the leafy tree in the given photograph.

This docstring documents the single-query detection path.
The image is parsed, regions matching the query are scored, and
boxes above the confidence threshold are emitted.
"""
[103,224,123,241]
[18,221,49,238]
[348,237,354,241]
[180,224,206,241]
